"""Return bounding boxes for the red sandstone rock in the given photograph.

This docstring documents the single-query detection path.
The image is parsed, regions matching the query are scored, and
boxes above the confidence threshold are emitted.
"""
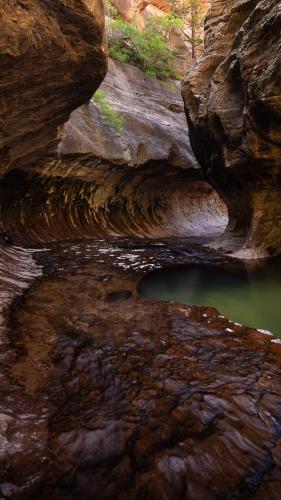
[182,0,281,258]
[1,237,281,499]
[0,160,227,242]
[0,0,107,175]
[111,0,170,23]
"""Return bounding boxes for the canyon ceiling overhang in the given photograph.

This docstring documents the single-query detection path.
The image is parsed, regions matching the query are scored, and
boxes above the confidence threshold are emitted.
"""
[0,1,227,247]
[0,0,107,176]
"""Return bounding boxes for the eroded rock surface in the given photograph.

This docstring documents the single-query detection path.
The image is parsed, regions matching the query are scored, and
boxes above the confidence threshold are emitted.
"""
[1,0,281,497]
[182,0,281,258]
[60,59,197,168]
[0,158,227,242]
[0,0,107,175]
[1,238,281,499]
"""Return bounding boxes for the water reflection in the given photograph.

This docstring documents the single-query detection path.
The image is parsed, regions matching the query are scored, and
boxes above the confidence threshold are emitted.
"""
[138,259,281,337]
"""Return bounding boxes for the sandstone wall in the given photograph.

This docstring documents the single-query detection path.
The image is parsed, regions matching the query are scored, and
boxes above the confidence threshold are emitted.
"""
[182,0,281,258]
[111,0,170,24]
[0,158,227,243]
[0,0,107,175]
[60,58,198,168]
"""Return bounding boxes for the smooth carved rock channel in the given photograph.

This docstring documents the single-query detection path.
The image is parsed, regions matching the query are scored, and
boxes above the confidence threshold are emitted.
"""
[1,239,281,498]
[0,0,281,498]
[0,158,227,243]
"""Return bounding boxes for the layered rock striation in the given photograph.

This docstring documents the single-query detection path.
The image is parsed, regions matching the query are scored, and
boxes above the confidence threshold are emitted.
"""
[182,0,281,258]
[0,158,227,243]
[0,0,107,175]
[1,1,281,498]
[0,1,226,251]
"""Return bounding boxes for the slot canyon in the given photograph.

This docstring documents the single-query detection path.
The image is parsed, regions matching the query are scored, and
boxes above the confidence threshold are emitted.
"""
[0,1,281,499]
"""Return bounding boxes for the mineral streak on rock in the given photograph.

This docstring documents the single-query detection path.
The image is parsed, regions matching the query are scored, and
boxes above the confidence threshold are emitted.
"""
[182,0,281,258]
[0,0,107,175]
[60,59,198,168]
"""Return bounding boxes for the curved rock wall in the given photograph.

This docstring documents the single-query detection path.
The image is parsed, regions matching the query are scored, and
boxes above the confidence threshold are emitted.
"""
[182,0,281,258]
[60,59,198,168]
[0,0,107,175]
[0,158,227,244]
[1,2,281,497]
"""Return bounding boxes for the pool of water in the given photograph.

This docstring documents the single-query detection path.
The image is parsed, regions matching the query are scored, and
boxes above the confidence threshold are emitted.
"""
[138,259,281,337]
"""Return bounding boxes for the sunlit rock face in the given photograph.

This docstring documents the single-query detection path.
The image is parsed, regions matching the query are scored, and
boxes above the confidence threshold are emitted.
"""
[60,59,198,168]
[182,0,281,258]
[0,0,107,175]
[111,0,171,25]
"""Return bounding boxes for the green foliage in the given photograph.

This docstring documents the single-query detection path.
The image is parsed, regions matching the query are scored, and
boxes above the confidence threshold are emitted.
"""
[92,89,124,133]
[146,13,184,40]
[104,0,119,19]
[108,17,182,80]
[171,0,209,60]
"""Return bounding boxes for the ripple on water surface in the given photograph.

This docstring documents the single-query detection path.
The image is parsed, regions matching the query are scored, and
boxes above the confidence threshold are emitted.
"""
[138,259,281,337]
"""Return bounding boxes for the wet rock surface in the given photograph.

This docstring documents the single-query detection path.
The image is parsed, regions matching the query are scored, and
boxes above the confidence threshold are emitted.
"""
[1,237,281,498]
[0,0,107,175]
[60,59,197,168]
[182,0,281,258]
[0,245,43,499]
[1,1,281,497]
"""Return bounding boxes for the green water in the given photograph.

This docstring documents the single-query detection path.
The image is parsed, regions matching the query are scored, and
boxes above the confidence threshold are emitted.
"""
[138,260,281,337]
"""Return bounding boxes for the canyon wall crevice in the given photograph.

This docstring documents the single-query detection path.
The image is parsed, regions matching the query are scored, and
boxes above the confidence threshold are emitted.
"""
[182,0,281,258]
[0,51,228,246]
